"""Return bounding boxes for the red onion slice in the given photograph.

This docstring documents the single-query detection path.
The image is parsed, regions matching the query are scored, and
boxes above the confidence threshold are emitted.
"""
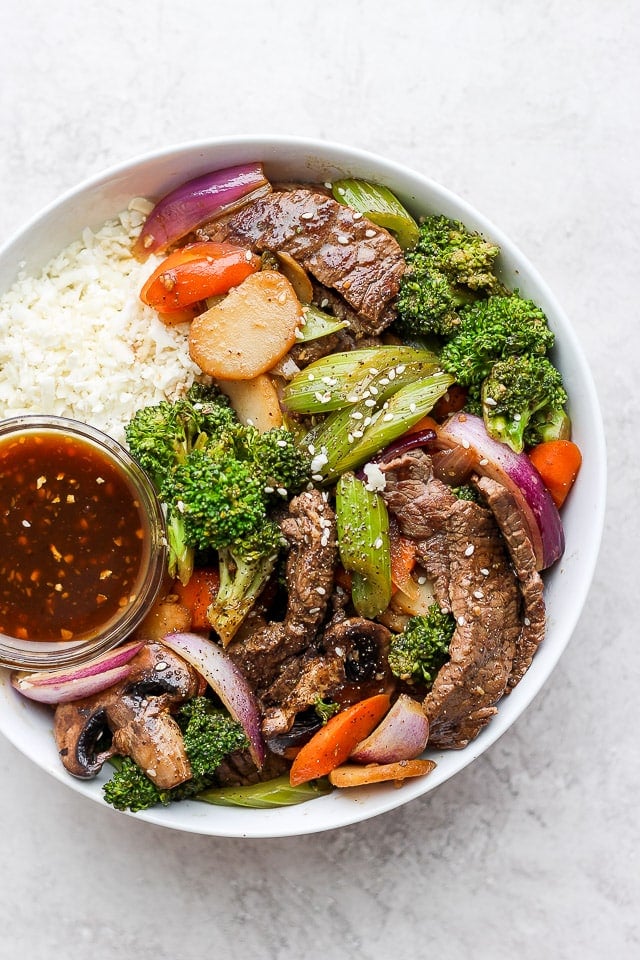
[438,412,564,569]
[133,162,271,259]
[11,640,144,704]
[349,694,430,764]
[161,631,265,769]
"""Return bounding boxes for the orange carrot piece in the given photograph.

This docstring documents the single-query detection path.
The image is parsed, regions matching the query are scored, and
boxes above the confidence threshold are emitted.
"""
[328,758,436,788]
[528,439,582,508]
[404,415,440,435]
[173,567,220,631]
[389,519,417,594]
[289,694,391,786]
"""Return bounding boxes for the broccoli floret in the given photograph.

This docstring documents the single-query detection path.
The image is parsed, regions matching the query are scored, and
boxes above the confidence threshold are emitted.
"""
[395,216,501,338]
[451,484,479,502]
[415,215,501,291]
[481,354,568,453]
[178,697,249,777]
[207,522,284,646]
[243,426,312,497]
[388,606,456,686]
[440,294,555,389]
[165,449,268,552]
[314,697,340,724]
[102,697,249,813]
[125,383,240,583]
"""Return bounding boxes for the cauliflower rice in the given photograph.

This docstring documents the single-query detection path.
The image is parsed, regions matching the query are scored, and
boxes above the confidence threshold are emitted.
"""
[0,199,201,443]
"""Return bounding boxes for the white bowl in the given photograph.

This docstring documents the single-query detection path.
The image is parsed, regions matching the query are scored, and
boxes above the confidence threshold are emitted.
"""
[0,136,606,837]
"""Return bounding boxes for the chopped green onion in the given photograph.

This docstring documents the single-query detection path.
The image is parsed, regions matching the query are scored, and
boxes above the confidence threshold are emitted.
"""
[196,775,332,808]
[332,178,420,250]
[298,304,349,343]
[336,472,392,618]
[284,345,439,414]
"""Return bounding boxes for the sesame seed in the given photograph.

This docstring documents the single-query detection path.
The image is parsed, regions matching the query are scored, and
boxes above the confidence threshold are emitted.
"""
[307,373,315,381]
[473,590,484,599]
[348,433,354,444]
[347,394,360,403]
[353,212,363,220]
[396,364,406,374]
[277,487,288,497]
[301,210,315,219]
[22,519,31,528]
[309,607,321,614]
[417,575,427,585]
[316,586,326,595]
[484,396,497,407]
[337,235,349,245]
[364,398,376,408]
[464,544,475,556]
[457,615,466,626]
[369,368,380,375]
[337,187,346,196]
[308,444,316,455]
[351,411,364,420]
[264,486,274,494]
[321,299,329,308]
[462,439,470,449]
[374,536,384,549]
[324,181,332,189]
[379,377,390,386]
[480,568,490,576]
[388,368,396,380]
[352,429,364,439]
[383,413,394,422]
[245,250,253,261]
[479,458,489,466]
[513,413,522,421]
[369,385,379,395]
[312,474,324,482]
[409,403,417,413]
[155,661,168,672]
[524,617,531,627]
[276,439,288,447]
[365,228,376,238]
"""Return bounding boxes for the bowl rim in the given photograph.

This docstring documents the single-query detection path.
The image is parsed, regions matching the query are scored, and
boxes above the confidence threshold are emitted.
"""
[0,135,607,837]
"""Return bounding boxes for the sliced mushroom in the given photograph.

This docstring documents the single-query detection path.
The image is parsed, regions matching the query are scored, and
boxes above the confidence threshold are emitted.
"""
[53,642,203,789]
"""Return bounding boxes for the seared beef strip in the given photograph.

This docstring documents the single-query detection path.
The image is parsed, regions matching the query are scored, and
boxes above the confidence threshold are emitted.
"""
[381,449,524,748]
[424,500,520,747]
[198,189,405,333]
[474,475,546,689]
[381,450,457,609]
[226,489,337,693]
[261,618,393,737]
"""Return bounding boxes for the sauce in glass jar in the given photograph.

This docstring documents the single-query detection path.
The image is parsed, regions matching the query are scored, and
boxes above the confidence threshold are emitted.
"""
[0,417,166,667]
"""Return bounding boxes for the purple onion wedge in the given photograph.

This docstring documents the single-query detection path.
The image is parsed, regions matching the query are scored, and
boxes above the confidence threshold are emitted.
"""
[11,640,144,704]
[349,694,430,764]
[161,631,265,769]
[438,412,564,569]
[133,162,271,259]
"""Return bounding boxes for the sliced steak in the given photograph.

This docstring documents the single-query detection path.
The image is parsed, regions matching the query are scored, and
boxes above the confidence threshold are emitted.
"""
[226,489,337,692]
[261,618,393,737]
[474,475,546,689]
[199,189,405,332]
[381,450,457,609]
[424,500,520,748]
[381,450,523,748]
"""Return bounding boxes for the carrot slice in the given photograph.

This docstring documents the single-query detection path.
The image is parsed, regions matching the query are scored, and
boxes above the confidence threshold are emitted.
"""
[528,439,582,508]
[140,242,260,312]
[189,271,303,381]
[328,759,436,787]
[173,567,220,631]
[289,694,391,786]
[389,517,417,594]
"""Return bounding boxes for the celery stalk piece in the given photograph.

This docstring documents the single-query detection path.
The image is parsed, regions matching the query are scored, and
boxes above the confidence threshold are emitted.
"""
[284,345,439,415]
[332,178,420,250]
[329,371,454,479]
[303,358,441,477]
[196,775,332,808]
[335,473,392,619]
[298,304,349,343]
[309,367,453,482]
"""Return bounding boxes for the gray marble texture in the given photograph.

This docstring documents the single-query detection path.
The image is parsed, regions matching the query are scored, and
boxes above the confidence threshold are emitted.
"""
[0,1,637,957]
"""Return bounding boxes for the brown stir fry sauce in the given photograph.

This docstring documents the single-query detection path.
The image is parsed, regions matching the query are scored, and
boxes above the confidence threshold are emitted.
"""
[0,431,145,642]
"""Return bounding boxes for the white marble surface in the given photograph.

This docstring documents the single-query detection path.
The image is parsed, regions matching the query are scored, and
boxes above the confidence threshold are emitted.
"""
[0,1,638,957]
